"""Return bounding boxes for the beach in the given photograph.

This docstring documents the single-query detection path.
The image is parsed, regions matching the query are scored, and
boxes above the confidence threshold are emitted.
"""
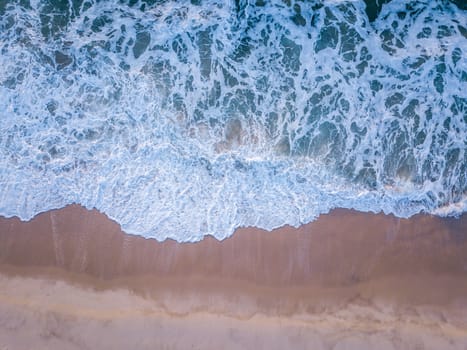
[1,205,466,349]
[1,0,466,348]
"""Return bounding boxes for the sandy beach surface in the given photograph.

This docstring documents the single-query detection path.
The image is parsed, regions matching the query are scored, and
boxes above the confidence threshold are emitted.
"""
[1,205,467,349]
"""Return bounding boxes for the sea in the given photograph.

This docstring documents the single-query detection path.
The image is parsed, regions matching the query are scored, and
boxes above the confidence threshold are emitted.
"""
[0,0,466,241]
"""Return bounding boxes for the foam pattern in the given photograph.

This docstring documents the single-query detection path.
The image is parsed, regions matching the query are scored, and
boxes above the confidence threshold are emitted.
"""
[0,0,465,241]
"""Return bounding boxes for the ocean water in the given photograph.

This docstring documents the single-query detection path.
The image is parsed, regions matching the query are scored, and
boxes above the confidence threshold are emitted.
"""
[0,0,466,241]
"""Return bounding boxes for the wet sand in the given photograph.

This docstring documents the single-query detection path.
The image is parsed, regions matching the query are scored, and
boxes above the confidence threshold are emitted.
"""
[0,204,467,349]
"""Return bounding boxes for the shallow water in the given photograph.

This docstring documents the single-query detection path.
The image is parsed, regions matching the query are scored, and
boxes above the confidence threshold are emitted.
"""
[0,0,466,241]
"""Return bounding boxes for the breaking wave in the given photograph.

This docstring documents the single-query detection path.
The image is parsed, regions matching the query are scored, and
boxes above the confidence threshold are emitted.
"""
[0,0,466,241]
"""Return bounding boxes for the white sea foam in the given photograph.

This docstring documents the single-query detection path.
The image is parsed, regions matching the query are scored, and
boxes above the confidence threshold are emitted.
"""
[0,0,465,241]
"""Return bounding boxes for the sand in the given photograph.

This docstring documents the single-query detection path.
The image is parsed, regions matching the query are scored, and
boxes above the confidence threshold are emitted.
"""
[0,205,467,349]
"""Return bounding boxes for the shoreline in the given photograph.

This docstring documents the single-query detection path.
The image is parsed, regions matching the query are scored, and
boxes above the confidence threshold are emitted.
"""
[1,205,467,349]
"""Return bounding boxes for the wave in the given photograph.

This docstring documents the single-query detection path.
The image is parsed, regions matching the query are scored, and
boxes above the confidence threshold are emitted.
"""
[0,0,466,241]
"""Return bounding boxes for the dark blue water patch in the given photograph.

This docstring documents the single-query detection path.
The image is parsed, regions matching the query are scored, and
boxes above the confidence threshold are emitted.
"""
[450,0,467,10]
[364,0,392,22]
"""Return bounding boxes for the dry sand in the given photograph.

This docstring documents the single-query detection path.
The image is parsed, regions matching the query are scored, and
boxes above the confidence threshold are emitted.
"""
[0,205,467,349]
